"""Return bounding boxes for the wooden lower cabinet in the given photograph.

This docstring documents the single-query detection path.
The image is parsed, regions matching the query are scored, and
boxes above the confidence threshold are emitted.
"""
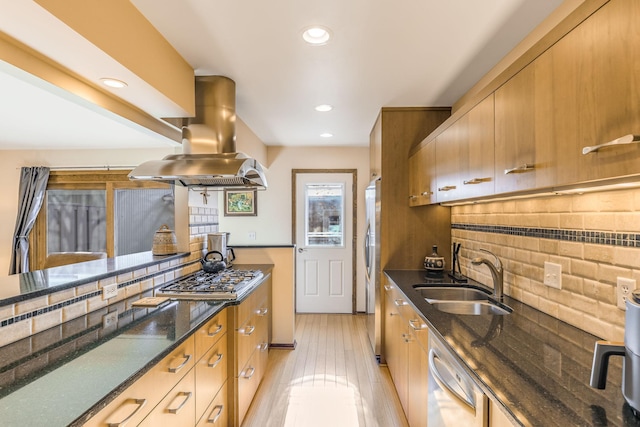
[197,381,229,427]
[384,283,429,427]
[489,399,516,427]
[139,370,196,426]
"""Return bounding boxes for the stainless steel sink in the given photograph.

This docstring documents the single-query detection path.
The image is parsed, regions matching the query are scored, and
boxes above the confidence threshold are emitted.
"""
[429,300,512,316]
[413,284,512,315]
[415,286,491,302]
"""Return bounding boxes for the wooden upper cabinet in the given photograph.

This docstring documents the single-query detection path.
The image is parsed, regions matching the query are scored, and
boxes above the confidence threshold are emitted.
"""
[494,63,556,194]
[544,0,640,185]
[408,141,436,206]
[435,95,495,202]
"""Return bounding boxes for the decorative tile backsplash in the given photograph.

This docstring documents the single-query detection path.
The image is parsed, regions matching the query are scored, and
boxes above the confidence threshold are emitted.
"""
[452,187,640,342]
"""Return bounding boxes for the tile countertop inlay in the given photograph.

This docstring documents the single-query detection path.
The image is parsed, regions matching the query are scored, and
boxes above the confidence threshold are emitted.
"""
[0,264,273,426]
[384,270,640,427]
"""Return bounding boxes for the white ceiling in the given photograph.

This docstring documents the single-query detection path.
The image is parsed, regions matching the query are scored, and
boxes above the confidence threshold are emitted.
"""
[0,0,565,150]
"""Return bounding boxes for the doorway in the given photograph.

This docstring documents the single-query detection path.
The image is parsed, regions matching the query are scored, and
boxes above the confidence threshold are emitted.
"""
[293,170,357,313]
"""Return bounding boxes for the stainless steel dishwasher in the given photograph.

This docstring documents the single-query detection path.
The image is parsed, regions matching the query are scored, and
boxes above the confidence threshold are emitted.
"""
[428,331,488,426]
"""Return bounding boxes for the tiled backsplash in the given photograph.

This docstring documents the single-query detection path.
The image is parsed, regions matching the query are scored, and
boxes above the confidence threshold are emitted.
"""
[0,205,219,348]
[452,187,640,342]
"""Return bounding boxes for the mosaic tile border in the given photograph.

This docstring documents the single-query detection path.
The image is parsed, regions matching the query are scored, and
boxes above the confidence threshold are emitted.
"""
[452,223,640,247]
[0,261,200,329]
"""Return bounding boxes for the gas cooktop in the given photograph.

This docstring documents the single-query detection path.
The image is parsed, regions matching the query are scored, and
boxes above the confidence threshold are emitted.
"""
[157,269,263,300]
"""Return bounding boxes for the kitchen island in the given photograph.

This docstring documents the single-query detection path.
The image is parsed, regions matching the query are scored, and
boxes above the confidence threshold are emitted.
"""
[0,257,273,426]
[385,270,639,427]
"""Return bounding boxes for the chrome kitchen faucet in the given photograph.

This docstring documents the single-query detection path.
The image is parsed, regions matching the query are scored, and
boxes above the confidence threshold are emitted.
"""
[471,249,504,301]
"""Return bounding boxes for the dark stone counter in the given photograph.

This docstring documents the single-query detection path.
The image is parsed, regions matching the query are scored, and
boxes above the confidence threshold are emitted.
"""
[385,269,640,427]
[0,264,272,426]
[0,251,189,306]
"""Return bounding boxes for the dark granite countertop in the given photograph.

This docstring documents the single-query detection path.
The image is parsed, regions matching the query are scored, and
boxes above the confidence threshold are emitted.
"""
[0,264,272,427]
[385,269,640,427]
[0,251,189,306]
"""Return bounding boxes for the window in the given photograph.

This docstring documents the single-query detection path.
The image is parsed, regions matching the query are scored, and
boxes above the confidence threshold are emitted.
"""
[31,170,173,269]
[304,183,345,247]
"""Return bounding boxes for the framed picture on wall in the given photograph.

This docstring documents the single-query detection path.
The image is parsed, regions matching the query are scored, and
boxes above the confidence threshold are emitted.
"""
[224,190,258,216]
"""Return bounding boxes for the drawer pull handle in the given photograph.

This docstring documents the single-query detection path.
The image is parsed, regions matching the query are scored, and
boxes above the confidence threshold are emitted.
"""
[409,195,417,200]
[258,342,269,352]
[168,391,192,414]
[409,319,427,330]
[383,285,393,291]
[256,307,269,316]
[389,312,398,317]
[582,134,640,155]
[242,366,256,379]
[402,333,412,343]
[394,299,408,307]
[421,191,433,196]
[208,324,223,337]
[438,185,456,192]
[107,398,147,427]
[208,353,224,368]
[463,177,491,185]
[504,163,534,175]
[168,354,192,373]
[207,404,224,424]
[240,325,255,336]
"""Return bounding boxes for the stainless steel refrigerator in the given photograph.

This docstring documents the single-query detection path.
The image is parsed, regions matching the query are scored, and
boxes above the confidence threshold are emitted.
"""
[365,177,382,363]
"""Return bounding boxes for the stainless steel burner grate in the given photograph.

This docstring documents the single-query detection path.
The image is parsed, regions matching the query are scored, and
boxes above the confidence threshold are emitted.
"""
[157,269,263,300]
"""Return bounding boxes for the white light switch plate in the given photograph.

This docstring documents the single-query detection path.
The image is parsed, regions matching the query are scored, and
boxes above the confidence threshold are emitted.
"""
[617,277,636,310]
[544,262,562,289]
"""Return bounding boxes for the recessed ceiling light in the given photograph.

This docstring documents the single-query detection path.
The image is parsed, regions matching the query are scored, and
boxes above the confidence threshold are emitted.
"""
[315,104,333,112]
[320,133,333,138]
[302,26,331,45]
[100,78,128,88]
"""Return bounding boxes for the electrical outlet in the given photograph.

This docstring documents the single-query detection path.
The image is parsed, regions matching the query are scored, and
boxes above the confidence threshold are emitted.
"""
[543,262,562,289]
[102,283,118,300]
[617,277,636,310]
[102,311,118,329]
[248,231,256,240]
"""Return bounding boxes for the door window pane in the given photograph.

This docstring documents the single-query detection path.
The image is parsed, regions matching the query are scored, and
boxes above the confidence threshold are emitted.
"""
[46,190,106,253]
[305,184,344,247]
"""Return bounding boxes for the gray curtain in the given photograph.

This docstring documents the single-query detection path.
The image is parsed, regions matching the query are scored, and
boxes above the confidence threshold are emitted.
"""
[9,166,50,275]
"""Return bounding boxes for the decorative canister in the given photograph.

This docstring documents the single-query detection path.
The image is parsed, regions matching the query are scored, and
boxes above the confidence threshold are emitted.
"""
[152,224,178,255]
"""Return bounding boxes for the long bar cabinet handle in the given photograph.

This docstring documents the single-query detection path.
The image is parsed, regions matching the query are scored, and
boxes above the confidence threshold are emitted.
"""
[421,191,433,196]
[242,366,256,379]
[240,325,255,336]
[394,299,408,307]
[384,285,393,291]
[168,391,193,414]
[207,324,223,336]
[409,319,427,330]
[207,404,224,424]
[438,185,456,192]
[107,398,147,427]
[258,342,269,352]
[168,354,192,373]
[256,307,269,316]
[504,163,535,175]
[463,177,491,185]
[582,134,640,155]
[208,353,224,368]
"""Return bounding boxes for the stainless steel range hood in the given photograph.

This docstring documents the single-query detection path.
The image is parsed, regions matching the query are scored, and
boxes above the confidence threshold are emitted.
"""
[129,76,267,189]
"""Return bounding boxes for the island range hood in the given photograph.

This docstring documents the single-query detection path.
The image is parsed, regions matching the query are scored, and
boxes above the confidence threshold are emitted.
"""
[128,76,267,190]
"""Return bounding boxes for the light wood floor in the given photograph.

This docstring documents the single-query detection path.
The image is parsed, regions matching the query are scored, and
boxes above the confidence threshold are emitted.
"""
[242,314,409,427]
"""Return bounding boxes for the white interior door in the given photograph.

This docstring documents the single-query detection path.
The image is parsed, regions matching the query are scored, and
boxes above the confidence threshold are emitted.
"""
[295,173,353,313]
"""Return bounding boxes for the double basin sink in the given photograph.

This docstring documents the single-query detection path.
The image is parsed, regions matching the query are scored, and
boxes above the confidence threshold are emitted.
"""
[414,285,512,316]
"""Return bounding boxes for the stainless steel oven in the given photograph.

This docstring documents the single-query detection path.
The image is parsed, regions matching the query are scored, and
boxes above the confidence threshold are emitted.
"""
[428,331,488,426]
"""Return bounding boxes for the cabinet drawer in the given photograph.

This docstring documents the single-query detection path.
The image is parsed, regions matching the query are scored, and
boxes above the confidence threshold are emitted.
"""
[196,381,229,427]
[139,369,196,427]
[236,346,262,424]
[195,334,228,419]
[195,309,227,360]
[237,283,268,325]
[84,336,195,427]
[236,311,267,376]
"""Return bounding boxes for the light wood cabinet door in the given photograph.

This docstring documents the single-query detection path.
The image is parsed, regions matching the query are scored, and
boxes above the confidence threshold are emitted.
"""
[541,0,640,185]
[407,333,428,427]
[197,381,229,427]
[435,122,463,203]
[458,95,495,200]
[139,370,196,427]
[409,141,437,206]
[384,286,409,411]
[195,333,228,421]
[494,63,557,194]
